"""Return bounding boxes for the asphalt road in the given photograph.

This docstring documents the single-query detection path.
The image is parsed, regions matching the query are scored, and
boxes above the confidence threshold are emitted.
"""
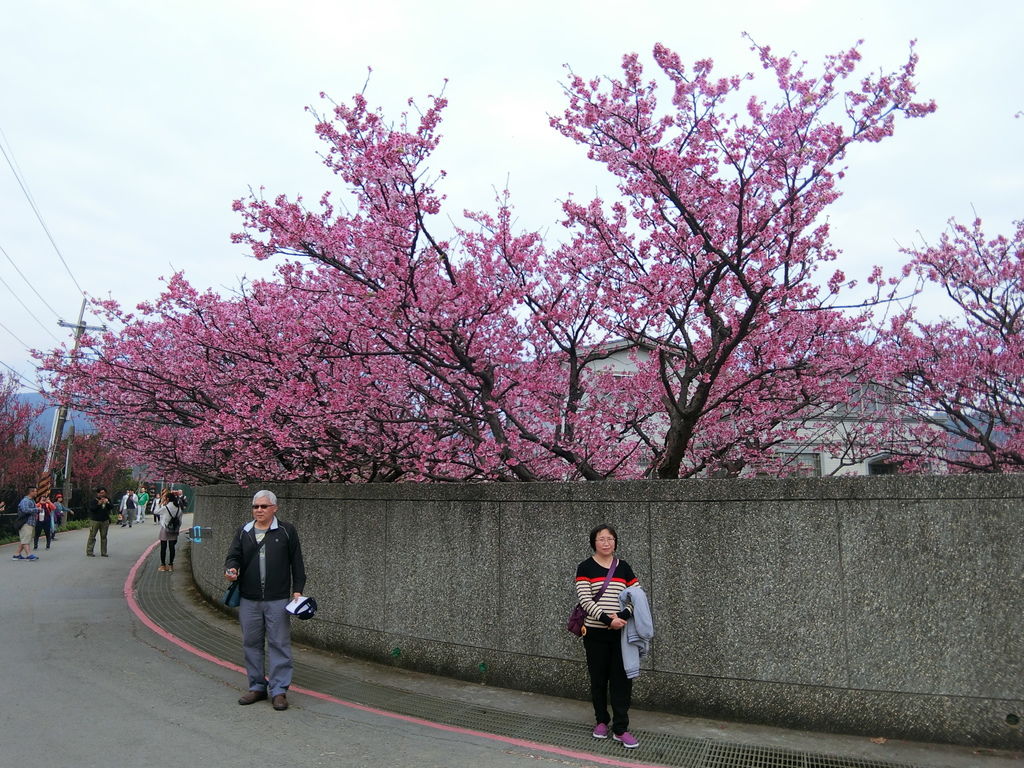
[1,522,605,768]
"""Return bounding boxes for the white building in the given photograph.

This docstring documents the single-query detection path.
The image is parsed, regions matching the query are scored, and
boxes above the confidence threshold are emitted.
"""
[589,340,929,478]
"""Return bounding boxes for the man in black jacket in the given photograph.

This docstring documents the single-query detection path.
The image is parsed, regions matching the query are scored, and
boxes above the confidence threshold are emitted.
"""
[86,487,113,557]
[224,490,306,711]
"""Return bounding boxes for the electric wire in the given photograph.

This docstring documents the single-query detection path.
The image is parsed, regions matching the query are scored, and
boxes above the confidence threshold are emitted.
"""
[0,126,88,453]
[0,272,62,344]
[0,314,46,392]
[0,357,41,393]
[0,124,85,295]
[0,317,33,350]
[0,243,62,318]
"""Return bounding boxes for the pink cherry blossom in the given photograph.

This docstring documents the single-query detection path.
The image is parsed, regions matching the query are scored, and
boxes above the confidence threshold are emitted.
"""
[37,40,955,482]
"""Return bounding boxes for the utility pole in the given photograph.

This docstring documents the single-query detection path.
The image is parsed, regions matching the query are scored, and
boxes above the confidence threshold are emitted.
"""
[62,423,75,505]
[39,298,105,498]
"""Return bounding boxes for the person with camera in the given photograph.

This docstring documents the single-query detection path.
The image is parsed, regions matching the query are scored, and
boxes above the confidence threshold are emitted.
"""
[155,490,184,572]
[86,487,113,557]
[223,490,306,712]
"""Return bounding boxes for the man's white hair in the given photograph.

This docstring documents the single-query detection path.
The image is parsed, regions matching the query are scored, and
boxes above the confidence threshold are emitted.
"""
[252,490,278,505]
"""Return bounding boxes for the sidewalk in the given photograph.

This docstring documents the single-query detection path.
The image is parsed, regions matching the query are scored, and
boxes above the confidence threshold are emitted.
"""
[137,538,1022,768]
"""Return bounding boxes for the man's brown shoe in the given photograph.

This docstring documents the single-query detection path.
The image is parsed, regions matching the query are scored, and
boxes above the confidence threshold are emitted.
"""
[272,694,288,711]
[238,690,268,705]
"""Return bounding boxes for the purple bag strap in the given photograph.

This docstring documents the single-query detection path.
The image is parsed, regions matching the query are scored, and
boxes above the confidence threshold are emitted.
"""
[593,558,619,600]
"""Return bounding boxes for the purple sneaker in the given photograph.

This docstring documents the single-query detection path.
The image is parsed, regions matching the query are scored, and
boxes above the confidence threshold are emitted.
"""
[592,723,609,739]
[613,731,639,749]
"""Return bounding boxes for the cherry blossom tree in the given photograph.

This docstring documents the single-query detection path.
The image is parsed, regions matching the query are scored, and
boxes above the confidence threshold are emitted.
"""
[234,94,644,481]
[59,433,131,506]
[878,219,1024,471]
[549,38,934,477]
[0,372,41,492]
[41,274,409,483]
[42,38,938,482]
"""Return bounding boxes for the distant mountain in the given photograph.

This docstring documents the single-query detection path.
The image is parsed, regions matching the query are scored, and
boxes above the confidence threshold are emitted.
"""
[15,393,97,446]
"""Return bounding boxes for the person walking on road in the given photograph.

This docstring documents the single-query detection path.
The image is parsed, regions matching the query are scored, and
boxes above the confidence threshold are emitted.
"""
[52,492,70,540]
[155,490,183,572]
[13,487,39,561]
[224,490,306,712]
[33,495,55,551]
[87,488,114,557]
[119,490,137,528]
[135,487,150,525]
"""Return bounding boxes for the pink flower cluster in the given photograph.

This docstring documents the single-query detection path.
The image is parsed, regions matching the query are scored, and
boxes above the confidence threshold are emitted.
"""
[39,41,1018,483]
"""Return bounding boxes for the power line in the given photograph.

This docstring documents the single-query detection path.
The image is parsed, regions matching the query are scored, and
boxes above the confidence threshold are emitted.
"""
[0,357,41,394]
[0,272,62,344]
[0,123,85,295]
[0,242,62,318]
[0,315,46,393]
[0,317,33,349]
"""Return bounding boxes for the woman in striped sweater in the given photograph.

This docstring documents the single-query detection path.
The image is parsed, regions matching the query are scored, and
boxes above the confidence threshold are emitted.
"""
[574,524,640,749]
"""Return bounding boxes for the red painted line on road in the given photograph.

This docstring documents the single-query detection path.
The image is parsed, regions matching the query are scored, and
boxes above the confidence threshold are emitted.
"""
[125,541,247,675]
[124,547,664,768]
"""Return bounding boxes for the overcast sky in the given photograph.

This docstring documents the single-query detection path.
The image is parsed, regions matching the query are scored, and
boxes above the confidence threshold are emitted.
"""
[1,0,1021,391]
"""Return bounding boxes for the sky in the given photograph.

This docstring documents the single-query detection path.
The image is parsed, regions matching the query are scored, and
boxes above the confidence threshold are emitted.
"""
[1,0,1022,392]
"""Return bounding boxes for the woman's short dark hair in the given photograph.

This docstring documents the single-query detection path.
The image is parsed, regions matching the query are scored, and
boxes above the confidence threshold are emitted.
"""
[589,523,618,551]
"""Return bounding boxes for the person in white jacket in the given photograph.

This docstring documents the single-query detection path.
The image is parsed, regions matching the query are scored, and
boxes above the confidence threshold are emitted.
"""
[119,490,137,528]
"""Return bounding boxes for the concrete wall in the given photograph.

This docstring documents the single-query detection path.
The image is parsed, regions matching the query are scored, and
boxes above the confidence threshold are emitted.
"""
[188,476,1023,749]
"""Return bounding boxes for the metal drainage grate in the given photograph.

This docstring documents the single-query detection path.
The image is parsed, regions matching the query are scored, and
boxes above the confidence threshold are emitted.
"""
[134,556,925,768]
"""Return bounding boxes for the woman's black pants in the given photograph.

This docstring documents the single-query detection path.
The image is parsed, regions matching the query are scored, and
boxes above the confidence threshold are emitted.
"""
[583,628,632,734]
[160,539,177,566]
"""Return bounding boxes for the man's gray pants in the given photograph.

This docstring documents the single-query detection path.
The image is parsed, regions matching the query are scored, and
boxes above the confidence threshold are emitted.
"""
[238,597,293,697]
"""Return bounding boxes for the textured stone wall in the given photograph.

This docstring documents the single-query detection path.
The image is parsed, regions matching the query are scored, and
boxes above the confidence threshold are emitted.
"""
[188,476,1024,749]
